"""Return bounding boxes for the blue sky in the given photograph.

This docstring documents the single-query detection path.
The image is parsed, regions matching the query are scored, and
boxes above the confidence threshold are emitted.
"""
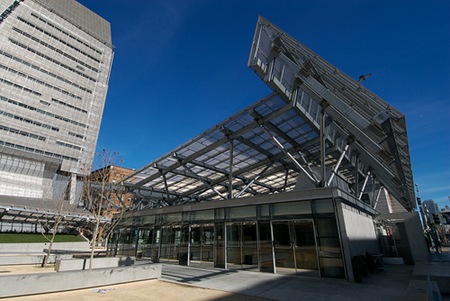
[78,0,449,209]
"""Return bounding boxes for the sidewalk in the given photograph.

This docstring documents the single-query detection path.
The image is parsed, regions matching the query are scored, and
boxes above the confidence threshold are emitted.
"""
[2,246,450,301]
[161,263,414,301]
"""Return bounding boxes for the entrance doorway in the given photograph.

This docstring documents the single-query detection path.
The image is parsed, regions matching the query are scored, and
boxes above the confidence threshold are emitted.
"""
[272,220,319,276]
[189,224,214,267]
[226,222,258,271]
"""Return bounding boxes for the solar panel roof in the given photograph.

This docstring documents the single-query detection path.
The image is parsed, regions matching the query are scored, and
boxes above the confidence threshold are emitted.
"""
[124,17,415,211]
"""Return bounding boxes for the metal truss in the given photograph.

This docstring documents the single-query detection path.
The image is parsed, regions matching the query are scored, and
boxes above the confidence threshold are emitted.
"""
[124,17,415,211]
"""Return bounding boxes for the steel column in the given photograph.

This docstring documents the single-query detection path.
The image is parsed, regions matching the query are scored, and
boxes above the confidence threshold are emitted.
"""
[320,108,326,187]
[229,140,234,199]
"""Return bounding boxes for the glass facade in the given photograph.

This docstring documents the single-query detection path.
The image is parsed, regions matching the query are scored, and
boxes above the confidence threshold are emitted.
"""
[108,198,346,279]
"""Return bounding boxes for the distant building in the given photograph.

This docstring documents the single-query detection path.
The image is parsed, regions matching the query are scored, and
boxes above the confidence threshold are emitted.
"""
[88,165,137,216]
[87,165,137,242]
[423,200,445,224]
[0,0,113,210]
[442,206,450,224]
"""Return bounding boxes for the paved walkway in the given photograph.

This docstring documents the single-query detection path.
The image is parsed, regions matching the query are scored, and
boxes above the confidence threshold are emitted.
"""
[2,246,449,301]
[160,245,450,301]
[161,263,414,301]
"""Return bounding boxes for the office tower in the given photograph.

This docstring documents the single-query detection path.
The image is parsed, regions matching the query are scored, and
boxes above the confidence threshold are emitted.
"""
[0,0,113,205]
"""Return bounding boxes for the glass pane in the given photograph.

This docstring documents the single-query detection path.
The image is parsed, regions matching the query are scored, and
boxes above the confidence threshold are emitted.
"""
[191,209,215,221]
[272,223,291,247]
[258,204,270,217]
[228,206,256,219]
[242,223,258,267]
[312,199,334,213]
[273,201,311,216]
[166,213,182,223]
[320,257,344,278]
[215,208,225,220]
[227,224,240,247]
[258,222,274,273]
[215,223,225,268]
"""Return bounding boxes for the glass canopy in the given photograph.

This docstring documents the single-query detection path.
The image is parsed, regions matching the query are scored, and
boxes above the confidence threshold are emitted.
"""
[124,17,414,211]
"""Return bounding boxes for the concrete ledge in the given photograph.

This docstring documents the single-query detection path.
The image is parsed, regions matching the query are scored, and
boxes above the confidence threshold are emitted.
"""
[0,254,72,266]
[0,263,161,298]
[55,256,135,271]
[0,242,89,253]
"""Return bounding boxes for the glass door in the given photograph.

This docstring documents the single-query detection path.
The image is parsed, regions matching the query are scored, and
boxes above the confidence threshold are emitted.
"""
[258,222,274,272]
[272,220,319,276]
[214,223,225,268]
[190,224,214,267]
[226,222,258,270]
[174,225,189,265]
[293,220,319,276]
[272,221,296,274]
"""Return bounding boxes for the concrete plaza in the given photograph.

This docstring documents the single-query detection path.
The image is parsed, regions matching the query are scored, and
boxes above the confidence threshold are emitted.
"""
[1,246,449,301]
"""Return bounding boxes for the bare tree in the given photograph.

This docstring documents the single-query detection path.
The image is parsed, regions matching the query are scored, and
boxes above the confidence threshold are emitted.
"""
[82,149,131,270]
[38,173,76,268]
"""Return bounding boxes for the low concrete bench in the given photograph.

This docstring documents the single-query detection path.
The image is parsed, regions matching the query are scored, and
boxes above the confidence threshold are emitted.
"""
[0,263,161,298]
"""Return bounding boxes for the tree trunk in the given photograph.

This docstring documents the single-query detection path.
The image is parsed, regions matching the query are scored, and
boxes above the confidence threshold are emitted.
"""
[89,219,100,270]
[43,229,56,268]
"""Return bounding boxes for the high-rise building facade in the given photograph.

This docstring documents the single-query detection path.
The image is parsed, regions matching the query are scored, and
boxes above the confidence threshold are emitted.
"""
[0,0,113,204]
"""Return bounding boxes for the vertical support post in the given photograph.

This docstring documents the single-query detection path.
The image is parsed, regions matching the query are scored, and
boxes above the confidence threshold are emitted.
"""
[69,172,77,204]
[283,169,289,192]
[228,140,234,199]
[355,157,359,198]
[187,225,192,266]
[134,229,140,258]
[162,172,171,202]
[320,108,326,187]
[224,223,228,269]
[270,221,276,274]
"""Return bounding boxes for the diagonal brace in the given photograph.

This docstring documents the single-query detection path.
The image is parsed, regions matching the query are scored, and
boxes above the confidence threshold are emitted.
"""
[260,125,318,185]
[183,164,228,200]
[326,143,350,187]
[235,162,274,198]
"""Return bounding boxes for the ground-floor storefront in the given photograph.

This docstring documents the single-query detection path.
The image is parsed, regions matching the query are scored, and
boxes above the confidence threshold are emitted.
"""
[108,188,380,281]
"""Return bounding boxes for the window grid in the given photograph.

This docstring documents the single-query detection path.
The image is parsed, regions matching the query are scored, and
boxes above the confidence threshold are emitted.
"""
[0,50,92,93]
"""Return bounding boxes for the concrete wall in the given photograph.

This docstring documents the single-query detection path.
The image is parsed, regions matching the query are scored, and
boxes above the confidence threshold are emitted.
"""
[0,264,161,298]
[340,203,379,256]
[0,254,73,265]
[55,256,135,271]
[0,241,90,253]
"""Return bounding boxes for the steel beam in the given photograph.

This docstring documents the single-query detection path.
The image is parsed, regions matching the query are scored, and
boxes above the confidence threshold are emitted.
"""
[260,125,318,185]
[235,162,273,198]
[327,143,350,187]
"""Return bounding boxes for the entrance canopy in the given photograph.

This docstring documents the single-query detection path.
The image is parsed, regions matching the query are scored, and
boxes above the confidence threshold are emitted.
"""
[124,17,414,211]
